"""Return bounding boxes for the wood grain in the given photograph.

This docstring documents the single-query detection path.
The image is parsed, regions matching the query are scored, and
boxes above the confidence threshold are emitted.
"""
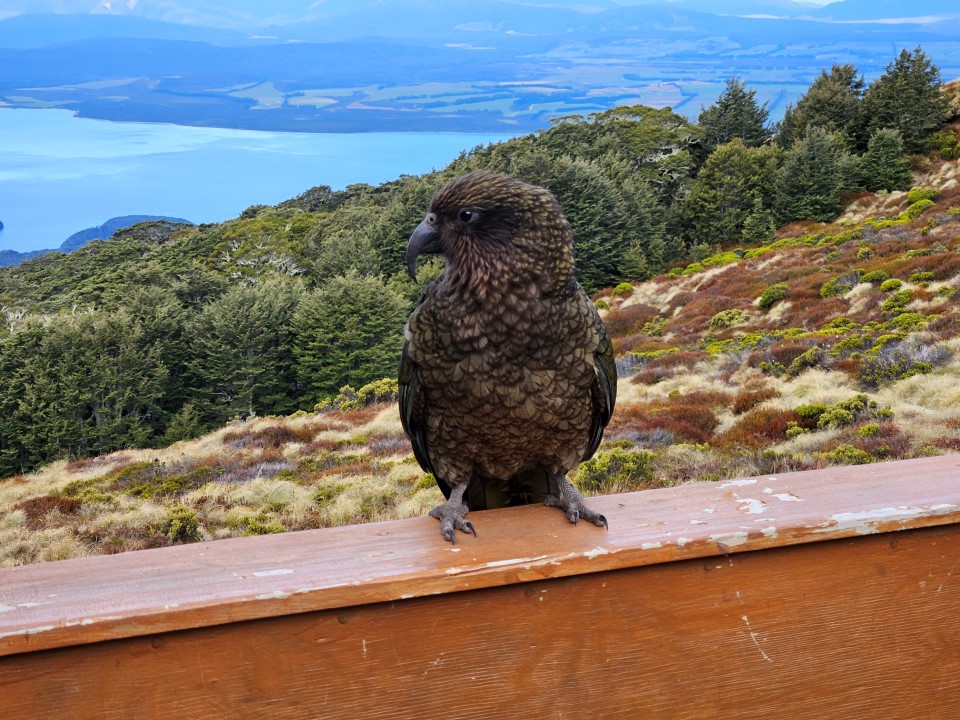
[1,455,958,657]
[2,525,957,719]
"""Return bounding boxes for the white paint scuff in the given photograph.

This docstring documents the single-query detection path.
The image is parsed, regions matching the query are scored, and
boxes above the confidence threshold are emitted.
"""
[737,498,766,515]
[719,479,758,488]
[709,531,749,547]
[583,547,609,560]
[253,568,294,578]
[256,590,291,600]
[818,504,960,535]
[485,555,548,568]
[640,542,663,550]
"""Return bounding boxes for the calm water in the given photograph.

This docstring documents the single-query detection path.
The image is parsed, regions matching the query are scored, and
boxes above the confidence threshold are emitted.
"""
[0,109,515,253]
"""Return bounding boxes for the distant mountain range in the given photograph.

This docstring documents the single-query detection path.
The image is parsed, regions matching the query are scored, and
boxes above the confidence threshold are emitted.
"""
[1,1,958,135]
[0,215,193,267]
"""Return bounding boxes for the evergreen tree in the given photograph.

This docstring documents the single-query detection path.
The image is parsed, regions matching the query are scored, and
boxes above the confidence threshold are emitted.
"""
[859,47,950,154]
[774,127,843,223]
[293,273,409,402]
[698,77,772,154]
[860,128,913,192]
[779,64,864,149]
[187,279,303,420]
[741,198,778,245]
[683,140,780,246]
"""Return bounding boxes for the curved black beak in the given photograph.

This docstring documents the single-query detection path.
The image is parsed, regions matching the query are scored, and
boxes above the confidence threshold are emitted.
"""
[406,214,442,280]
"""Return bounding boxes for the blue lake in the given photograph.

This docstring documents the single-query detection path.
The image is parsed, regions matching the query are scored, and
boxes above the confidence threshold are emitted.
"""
[0,108,516,253]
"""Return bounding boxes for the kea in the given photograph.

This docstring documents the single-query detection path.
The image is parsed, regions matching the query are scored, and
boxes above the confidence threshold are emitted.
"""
[399,171,617,543]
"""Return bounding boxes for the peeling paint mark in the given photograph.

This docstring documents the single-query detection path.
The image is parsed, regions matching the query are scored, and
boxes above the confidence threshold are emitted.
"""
[256,590,291,600]
[485,555,548,568]
[818,505,960,535]
[720,479,758,488]
[689,519,706,525]
[64,619,95,628]
[709,531,749,547]
[701,508,717,514]
[400,594,415,600]
[450,548,461,553]
[640,542,663,550]
[584,547,609,560]
[741,615,773,663]
[0,625,56,640]
[253,569,294,578]
[677,537,693,548]
[362,639,367,657]
[0,604,16,614]
[445,567,464,575]
[760,526,778,539]
[737,498,766,515]
[772,492,802,502]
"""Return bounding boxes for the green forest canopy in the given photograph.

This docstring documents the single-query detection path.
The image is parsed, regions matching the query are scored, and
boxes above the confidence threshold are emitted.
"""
[0,46,956,476]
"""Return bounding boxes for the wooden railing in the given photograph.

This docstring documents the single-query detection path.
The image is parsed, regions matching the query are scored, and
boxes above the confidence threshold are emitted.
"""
[2,454,959,719]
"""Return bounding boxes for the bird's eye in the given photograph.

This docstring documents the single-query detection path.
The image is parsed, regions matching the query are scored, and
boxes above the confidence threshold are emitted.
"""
[458,208,477,223]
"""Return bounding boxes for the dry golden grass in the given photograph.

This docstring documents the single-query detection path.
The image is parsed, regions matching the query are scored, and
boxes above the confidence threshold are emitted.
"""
[4,153,960,565]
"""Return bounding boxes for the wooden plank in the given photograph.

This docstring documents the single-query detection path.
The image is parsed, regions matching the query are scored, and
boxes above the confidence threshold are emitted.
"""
[1,455,959,657]
[2,524,958,719]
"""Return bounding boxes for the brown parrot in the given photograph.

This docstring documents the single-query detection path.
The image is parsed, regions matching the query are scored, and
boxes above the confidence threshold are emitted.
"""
[399,171,616,543]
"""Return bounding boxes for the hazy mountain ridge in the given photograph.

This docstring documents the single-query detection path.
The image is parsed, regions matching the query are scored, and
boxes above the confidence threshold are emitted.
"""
[0,215,193,267]
[2,2,958,133]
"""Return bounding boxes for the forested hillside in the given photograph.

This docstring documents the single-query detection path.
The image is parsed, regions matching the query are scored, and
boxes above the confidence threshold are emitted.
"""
[1,46,958,499]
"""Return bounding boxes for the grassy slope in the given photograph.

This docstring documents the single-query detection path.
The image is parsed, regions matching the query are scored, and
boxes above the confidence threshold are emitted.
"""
[3,155,960,566]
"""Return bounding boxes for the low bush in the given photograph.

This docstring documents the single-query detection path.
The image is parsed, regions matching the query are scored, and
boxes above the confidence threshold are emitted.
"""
[758,283,788,310]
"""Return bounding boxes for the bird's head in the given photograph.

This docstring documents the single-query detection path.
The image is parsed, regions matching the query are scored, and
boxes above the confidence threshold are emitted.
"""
[406,172,575,298]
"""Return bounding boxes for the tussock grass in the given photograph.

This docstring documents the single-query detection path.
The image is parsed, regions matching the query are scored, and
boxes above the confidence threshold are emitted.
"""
[5,153,960,565]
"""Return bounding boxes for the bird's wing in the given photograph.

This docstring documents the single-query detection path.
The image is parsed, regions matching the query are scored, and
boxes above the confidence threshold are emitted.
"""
[398,335,434,475]
[585,297,617,461]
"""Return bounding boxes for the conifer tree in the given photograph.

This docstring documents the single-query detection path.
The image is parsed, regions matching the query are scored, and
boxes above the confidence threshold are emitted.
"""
[778,64,864,149]
[859,47,950,154]
[293,272,408,402]
[683,140,779,246]
[698,77,772,154]
[774,127,843,223]
[187,279,302,420]
[860,128,912,192]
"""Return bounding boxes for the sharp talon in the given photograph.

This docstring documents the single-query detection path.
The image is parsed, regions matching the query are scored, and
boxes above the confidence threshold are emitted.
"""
[430,486,473,544]
[547,477,606,532]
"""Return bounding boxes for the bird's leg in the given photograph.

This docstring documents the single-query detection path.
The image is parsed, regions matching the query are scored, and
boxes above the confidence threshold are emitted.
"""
[428,483,476,544]
[544,475,608,529]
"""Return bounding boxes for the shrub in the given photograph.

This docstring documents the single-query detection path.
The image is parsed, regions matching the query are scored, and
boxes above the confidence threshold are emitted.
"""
[159,505,203,543]
[861,270,890,284]
[732,387,779,415]
[788,346,825,376]
[820,272,861,298]
[881,289,912,314]
[611,282,634,297]
[900,199,936,221]
[759,283,788,310]
[906,187,940,204]
[594,299,609,310]
[575,448,654,491]
[819,444,873,466]
[713,408,800,448]
[879,278,903,292]
[709,309,749,329]
[908,271,935,283]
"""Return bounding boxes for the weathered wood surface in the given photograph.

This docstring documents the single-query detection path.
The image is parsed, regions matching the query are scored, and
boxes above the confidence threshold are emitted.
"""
[1,455,959,718]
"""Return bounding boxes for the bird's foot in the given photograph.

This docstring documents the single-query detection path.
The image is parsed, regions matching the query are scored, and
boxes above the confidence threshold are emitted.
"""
[428,485,476,544]
[544,477,608,529]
